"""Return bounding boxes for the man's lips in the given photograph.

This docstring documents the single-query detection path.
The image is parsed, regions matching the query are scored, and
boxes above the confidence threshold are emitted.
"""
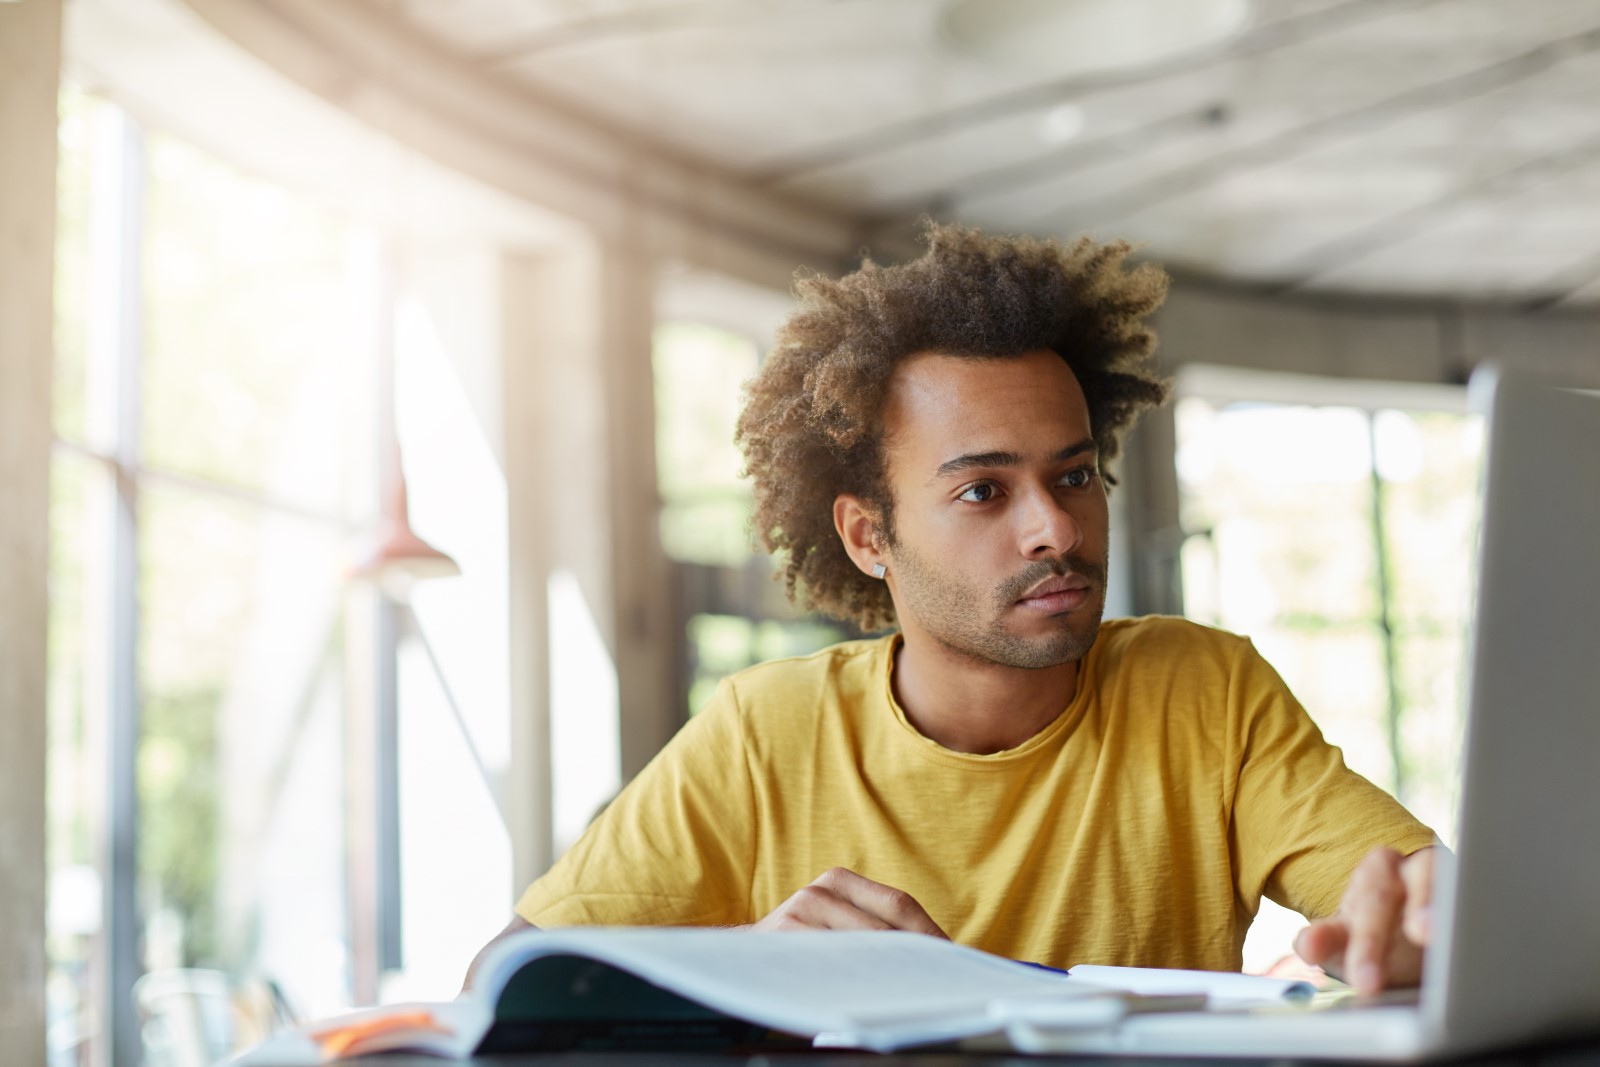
[1015,574,1093,612]
[1018,574,1091,601]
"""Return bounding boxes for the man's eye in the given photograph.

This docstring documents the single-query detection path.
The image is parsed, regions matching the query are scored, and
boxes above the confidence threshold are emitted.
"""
[957,483,996,503]
[1061,468,1096,489]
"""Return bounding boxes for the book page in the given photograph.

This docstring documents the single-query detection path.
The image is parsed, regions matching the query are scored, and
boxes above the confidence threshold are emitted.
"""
[482,928,1108,1045]
[1067,964,1315,1004]
[229,1001,491,1065]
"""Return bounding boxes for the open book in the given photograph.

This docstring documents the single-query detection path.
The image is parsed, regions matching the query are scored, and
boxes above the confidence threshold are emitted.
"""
[236,927,1218,1062]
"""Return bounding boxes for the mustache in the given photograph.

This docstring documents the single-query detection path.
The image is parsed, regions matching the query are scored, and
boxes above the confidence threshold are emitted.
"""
[995,556,1107,604]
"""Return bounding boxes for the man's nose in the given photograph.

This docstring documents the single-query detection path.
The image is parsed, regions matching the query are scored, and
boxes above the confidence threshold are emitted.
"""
[1018,486,1083,559]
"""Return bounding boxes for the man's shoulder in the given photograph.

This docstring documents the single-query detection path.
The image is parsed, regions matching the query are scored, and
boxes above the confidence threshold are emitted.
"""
[723,635,891,704]
[1097,614,1248,649]
[1094,615,1254,675]
[1091,618,1268,745]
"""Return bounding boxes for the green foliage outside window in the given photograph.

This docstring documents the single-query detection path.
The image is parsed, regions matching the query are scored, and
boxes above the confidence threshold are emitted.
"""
[652,322,846,714]
[1176,396,1481,840]
[652,321,761,568]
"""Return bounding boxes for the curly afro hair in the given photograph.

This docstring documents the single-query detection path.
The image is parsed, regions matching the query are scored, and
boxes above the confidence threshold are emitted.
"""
[735,221,1171,632]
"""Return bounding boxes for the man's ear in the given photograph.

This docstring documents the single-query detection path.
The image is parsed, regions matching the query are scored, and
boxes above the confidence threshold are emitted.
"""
[833,493,886,577]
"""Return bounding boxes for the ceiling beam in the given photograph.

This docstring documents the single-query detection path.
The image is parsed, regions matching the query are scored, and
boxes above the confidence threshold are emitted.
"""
[749,0,1447,184]
[181,0,868,288]
[1275,130,1600,294]
[869,103,1222,220]
[1521,245,1600,311]
[478,0,756,67]
[1023,20,1600,232]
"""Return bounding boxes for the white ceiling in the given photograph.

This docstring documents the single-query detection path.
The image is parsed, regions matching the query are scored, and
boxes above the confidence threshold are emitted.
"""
[370,0,1600,307]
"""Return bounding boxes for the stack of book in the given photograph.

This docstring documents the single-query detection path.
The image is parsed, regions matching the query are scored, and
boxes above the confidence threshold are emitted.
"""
[234,927,1316,1063]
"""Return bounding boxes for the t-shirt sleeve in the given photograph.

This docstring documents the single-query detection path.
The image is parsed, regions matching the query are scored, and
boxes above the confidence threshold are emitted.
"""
[1225,638,1438,921]
[514,678,757,928]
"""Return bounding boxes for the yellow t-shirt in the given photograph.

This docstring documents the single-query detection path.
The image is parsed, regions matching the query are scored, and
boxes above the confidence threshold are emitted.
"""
[516,616,1435,970]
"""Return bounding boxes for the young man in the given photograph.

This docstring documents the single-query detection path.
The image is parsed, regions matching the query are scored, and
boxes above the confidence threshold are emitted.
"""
[469,224,1438,996]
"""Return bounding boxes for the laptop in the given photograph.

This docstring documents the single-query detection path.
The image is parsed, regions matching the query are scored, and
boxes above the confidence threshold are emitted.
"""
[1021,365,1600,1060]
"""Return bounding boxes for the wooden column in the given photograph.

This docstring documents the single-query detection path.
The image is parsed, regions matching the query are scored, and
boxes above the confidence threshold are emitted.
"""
[0,1,61,1062]
[595,245,679,784]
[500,239,676,890]
[501,252,557,892]
[1119,401,1186,618]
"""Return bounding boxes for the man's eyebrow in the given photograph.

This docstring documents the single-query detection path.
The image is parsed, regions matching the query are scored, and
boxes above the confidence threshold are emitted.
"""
[929,437,1097,482]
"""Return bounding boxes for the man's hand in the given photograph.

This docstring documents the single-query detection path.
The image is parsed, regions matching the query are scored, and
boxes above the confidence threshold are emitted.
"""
[1294,845,1440,996]
[749,867,949,937]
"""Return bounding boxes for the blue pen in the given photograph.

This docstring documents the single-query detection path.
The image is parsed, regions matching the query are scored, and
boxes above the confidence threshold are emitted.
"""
[1016,960,1072,976]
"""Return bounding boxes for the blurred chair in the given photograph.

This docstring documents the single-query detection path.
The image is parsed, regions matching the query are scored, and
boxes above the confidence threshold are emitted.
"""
[133,970,234,1067]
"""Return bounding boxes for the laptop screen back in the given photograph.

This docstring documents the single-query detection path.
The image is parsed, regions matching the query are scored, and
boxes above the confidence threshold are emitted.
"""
[1427,367,1600,1051]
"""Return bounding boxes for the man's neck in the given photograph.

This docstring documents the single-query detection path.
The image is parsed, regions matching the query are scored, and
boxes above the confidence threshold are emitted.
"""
[890,635,1081,755]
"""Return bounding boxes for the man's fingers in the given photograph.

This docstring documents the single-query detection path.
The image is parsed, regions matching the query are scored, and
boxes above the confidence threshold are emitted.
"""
[1301,847,1438,992]
[1293,917,1348,970]
[1399,847,1436,945]
[780,883,897,931]
[753,868,949,934]
[813,867,950,938]
[1343,848,1405,995]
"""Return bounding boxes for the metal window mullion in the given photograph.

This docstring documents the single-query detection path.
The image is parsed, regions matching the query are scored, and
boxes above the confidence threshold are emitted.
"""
[92,105,145,1067]
[345,236,402,1002]
[374,598,402,976]
[1366,413,1405,801]
[372,244,402,980]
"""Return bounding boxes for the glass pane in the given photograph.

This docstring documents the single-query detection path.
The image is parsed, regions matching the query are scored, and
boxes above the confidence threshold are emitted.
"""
[1394,629,1468,844]
[1378,408,1480,837]
[142,132,354,514]
[1380,409,1484,631]
[1178,399,1381,630]
[53,84,104,447]
[653,322,759,567]
[687,613,754,716]
[660,496,757,567]
[394,633,514,1000]
[547,569,622,860]
[1178,396,1480,798]
[684,614,844,716]
[139,482,351,1025]
[1251,623,1395,791]
[47,452,111,1067]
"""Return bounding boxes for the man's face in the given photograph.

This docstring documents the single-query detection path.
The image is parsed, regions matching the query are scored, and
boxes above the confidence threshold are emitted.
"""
[877,349,1109,669]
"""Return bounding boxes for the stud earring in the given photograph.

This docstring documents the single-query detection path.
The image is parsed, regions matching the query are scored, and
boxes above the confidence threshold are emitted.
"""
[871,563,887,579]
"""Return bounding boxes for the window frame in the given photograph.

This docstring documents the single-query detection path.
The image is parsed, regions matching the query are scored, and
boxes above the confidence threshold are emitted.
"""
[52,95,391,1066]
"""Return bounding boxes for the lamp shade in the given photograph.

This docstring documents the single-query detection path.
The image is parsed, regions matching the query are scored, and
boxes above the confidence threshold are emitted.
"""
[348,473,460,599]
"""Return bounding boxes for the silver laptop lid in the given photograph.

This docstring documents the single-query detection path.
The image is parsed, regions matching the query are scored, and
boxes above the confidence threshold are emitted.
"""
[1425,366,1600,1052]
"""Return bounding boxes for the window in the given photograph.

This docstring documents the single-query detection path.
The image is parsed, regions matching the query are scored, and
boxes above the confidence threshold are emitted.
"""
[652,321,848,716]
[48,87,510,1065]
[653,322,762,571]
[1174,366,1482,972]
[50,86,369,1066]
